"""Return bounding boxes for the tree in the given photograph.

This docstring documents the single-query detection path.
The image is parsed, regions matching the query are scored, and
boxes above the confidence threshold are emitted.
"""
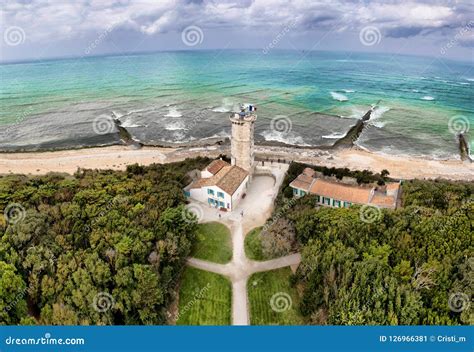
[261,218,297,258]
[0,261,28,324]
[0,158,210,325]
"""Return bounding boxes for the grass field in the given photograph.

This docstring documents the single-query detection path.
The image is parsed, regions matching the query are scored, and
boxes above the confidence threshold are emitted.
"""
[248,267,305,325]
[191,222,232,264]
[176,267,232,325]
[244,227,267,261]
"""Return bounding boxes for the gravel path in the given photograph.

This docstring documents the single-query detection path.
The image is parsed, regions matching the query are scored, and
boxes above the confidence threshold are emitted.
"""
[185,164,302,325]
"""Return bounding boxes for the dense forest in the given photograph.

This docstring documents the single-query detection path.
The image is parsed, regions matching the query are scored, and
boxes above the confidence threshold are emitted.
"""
[0,157,211,325]
[271,162,473,325]
[1,158,472,326]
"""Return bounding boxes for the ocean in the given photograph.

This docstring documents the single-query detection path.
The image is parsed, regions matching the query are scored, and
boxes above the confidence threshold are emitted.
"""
[0,50,472,159]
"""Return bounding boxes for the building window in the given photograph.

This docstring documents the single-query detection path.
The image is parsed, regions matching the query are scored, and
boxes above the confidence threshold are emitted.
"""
[208,198,215,205]
[344,201,351,208]
[323,197,331,206]
[315,195,320,203]
[333,200,341,208]
[300,190,306,196]
[227,203,230,209]
[217,192,225,198]
[184,191,190,197]
[219,201,225,208]
[293,188,298,195]
[207,189,214,195]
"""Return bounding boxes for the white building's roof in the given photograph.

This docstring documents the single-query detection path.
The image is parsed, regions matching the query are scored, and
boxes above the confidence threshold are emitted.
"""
[190,160,248,195]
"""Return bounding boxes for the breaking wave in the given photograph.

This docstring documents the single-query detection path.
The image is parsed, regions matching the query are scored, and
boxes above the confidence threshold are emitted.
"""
[164,121,186,131]
[322,132,347,139]
[212,98,235,113]
[164,107,182,117]
[260,130,310,146]
[330,92,349,101]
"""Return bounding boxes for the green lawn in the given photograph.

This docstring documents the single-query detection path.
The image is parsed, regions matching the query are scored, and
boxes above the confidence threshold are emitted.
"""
[245,227,268,261]
[248,267,305,325]
[191,222,232,264]
[176,267,231,325]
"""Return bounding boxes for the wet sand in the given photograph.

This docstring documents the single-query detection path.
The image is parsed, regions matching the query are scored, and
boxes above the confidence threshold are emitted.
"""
[0,145,472,181]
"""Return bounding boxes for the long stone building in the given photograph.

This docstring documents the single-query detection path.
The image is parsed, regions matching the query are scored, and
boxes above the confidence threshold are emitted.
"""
[290,168,401,209]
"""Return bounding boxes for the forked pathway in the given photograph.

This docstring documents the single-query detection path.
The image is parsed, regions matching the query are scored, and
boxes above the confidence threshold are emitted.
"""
[187,219,301,325]
[186,166,301,325]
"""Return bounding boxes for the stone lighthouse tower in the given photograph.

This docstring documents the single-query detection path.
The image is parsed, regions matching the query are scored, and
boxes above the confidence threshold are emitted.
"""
[229,105,257,173]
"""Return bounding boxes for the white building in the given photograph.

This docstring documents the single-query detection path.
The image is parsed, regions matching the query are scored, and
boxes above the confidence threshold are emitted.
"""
[184,105,257,211]
[185,159,249,211]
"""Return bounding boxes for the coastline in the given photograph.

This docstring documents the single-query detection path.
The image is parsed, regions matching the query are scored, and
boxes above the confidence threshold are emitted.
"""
[0,144,472,181]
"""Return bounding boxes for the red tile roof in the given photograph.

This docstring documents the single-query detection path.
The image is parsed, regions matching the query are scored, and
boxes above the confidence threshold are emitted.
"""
[206,159,228,175]
[289,174,314,191]
[310,178,372,204]
[190,161,249,195]
[216,166,248,195]
[291,168,400,209]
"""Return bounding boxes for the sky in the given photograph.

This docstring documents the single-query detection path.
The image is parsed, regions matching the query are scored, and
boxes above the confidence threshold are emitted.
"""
[0,0,473,63]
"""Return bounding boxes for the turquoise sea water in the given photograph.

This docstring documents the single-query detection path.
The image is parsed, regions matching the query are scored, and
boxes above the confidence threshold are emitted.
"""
[0,50,472,158]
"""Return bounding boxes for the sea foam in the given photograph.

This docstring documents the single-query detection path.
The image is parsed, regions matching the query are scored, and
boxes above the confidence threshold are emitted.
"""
[371,106,390,120]
[330,92,348,101]
[165,107,182,118]
[421,96,435,101]
[260,130,310,146]
[212,98,235,113]
[164,121,186,131]
[121,117,142,128]
[343,106,367,119]
[322,132,347,139]
[367,106,390,128]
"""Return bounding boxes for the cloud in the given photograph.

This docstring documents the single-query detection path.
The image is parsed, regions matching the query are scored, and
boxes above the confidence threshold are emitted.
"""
[1,0,470,38]
[1,0,472,60]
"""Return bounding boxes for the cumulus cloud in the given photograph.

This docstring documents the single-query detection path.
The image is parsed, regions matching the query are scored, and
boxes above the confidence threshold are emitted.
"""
[0,0,472,60]
[1,0,471,38]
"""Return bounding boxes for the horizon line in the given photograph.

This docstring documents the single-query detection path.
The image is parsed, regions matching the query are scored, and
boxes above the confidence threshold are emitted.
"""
[1,47,472,66]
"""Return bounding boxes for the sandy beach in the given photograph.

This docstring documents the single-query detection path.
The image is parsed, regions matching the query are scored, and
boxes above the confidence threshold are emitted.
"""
[0,145,474,181]
[0,145,472,181]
